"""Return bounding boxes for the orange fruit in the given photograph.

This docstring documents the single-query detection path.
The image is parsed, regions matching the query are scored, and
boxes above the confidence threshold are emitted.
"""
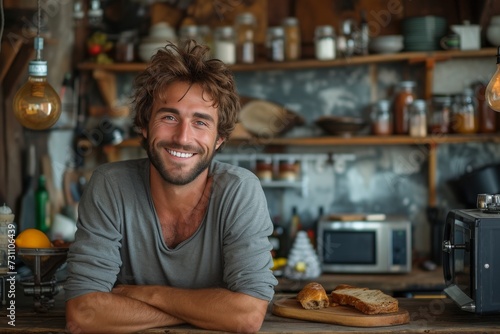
[15,228,52,248]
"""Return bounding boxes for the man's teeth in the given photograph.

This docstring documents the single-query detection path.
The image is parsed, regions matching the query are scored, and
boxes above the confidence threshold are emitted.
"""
[168,149,194,158]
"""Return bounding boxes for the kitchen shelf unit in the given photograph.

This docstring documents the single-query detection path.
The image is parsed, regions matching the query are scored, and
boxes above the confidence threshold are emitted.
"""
[79,47,500,209]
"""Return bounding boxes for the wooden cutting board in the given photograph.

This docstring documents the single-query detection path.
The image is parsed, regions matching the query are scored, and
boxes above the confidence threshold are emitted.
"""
[272,298,410,327]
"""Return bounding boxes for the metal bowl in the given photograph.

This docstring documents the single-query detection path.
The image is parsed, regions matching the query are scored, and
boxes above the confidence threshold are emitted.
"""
[315,116,367,137]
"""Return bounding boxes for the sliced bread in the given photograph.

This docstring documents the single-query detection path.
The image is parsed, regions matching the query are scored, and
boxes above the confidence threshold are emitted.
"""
[330,284,398,315]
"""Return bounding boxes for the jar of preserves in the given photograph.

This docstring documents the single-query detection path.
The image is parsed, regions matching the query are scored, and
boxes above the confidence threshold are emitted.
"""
[255,157,273,182]
[278,158,299,181]
[371,100,393,136]
[283,17,301,61]
[266,26,285,62]
[314,25,336,60]
[393,81,417,135]
[451,89,478,134]
[429,95,451,134]
[214,26,236,65]
[408,99,428,137]
[235,12,256,64]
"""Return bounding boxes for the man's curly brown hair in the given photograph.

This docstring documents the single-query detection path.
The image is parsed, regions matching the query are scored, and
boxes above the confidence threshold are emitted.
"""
[132,40,240,151]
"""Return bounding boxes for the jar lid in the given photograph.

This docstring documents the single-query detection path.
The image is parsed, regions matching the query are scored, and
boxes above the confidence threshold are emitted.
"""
[398,81,416,88]
[236,12,256,25]
[282,17,299,26]
[215,26,235,38]
[375,99,391,110]
[315,25,335,37]
[410,99,427,110]
[267,26,284,37]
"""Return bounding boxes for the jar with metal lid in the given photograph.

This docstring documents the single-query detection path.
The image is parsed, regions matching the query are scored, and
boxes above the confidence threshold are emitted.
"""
[451,89,478,134]
[393,81,417,135]
[214,26,236,65]
[282,17,301,61]
[408,99,428,137]
[255,157,273,182]
[429,95,451,134]
[278,159,299,181]
[314,25,336,60]
[235,12,256,64]
[266,26,285,62]
[370,99,392,136]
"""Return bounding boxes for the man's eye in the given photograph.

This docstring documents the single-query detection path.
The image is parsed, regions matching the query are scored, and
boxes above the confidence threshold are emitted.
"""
[196,120,207,126]
[164,115,176,121]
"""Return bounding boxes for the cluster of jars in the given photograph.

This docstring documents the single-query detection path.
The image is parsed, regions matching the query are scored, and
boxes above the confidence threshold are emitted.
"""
[209,13,302,65]
[370,81,497,137]
[254,158,300,182]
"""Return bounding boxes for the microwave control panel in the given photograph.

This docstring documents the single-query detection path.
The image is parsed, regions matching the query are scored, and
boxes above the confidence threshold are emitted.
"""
[392,229,408,265]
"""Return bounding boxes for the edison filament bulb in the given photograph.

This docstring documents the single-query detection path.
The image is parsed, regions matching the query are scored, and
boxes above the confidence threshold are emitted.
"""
[486,46,500,112]
[12,37,61,130]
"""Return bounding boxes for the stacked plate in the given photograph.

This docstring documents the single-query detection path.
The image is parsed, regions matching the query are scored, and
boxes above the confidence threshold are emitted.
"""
[403,16,447,51]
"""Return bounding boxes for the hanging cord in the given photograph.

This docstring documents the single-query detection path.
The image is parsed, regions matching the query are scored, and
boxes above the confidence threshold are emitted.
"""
[0,0,4,54]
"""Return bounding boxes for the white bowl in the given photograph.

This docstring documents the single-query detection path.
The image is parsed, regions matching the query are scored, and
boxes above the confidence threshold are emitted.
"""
[138,42,166,62]
[149,22,176,40]
[487,24,500,47]
[369,35,404,54]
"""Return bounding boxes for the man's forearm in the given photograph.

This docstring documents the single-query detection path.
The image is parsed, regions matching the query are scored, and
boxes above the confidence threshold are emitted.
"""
[66,291,184,333]
[112,285,268,333]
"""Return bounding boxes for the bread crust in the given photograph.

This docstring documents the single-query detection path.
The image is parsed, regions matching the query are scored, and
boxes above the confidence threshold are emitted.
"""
[331,285,398,315]
[297,282,330,310]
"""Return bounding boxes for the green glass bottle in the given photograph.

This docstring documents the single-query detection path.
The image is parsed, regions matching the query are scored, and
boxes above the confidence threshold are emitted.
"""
[35,175,51,232]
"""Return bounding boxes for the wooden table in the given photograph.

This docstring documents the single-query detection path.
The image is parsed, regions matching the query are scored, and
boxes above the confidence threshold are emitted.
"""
[1,291,499,333]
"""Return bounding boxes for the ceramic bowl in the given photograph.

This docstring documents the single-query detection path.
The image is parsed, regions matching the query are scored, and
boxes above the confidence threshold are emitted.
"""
[369,35,404,54]
[138,42,166,62]
[487,24,500,47]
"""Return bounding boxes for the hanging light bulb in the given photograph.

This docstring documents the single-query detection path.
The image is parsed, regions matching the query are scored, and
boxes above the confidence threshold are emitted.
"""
[12,0,61,130]
[486,46,500,112]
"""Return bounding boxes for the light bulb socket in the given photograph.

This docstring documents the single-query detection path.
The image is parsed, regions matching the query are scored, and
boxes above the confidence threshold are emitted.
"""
[34,37,44,51]
[28,60,48,76]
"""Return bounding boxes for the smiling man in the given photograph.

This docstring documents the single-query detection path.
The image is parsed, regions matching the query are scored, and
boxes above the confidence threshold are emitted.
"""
[65,41,277,333]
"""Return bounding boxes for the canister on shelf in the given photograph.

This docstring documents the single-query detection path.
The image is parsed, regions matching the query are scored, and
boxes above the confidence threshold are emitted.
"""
[314,25,336,60]
[283,17,301,61]
[370,99,392,136]
[393,81,417,135]
[429,95,451,134]
[408,99,428,137]
[214,26,236,65]
[255,157,273,182]
[451,89,478,134]
[266,26,285,62]
[235,12,256,64]
[278,158,299,181]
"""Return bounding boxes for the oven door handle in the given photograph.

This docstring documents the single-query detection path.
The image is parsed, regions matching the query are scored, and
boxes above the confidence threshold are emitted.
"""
[442,216,453,284]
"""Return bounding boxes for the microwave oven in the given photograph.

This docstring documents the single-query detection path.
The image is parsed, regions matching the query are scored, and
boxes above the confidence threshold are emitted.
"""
[317,216,412,274]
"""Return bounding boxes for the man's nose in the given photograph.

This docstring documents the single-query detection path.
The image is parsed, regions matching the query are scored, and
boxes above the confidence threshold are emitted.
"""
[173,121,192,144]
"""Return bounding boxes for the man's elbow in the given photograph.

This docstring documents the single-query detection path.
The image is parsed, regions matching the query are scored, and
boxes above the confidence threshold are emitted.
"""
[233,306,266,333]
[65,294,100,333]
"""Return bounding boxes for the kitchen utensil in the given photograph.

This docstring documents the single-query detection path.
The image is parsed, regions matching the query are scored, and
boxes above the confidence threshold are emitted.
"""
[368,35,404,54]
[450,21,481,50]
[272,297,409,327]
[315,116,367,137]
[239,98,305,137]
[402,16,447,51]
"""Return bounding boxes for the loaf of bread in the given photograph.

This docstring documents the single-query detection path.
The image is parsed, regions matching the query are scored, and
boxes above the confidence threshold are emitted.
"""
[297,282,330,310]
[330,284,398,315]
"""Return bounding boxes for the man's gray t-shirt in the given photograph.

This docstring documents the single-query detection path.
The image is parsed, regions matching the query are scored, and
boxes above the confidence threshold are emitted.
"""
[65,158,277,302]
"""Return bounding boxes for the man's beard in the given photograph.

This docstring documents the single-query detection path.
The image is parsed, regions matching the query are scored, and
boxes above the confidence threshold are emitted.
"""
[146,139,217,186]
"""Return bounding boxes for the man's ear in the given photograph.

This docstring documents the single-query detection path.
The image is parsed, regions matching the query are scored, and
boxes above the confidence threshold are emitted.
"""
[141,127,147,140]
[215,136,225,150]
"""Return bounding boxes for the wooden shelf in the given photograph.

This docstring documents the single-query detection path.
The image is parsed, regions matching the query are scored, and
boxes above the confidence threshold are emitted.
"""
[108,134,500,150]
[77,48,497,73]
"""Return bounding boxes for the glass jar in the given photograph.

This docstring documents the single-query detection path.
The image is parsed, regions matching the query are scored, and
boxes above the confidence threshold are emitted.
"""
[278,159,299,181]
[408,99,428,137]
[283,17,301,61]
[370,99,392,136]
[213,26,236,65]
[235,12,256,64]
[178,25,203,46]
[429,95,451,134]
[451,90,478,134]
[314,25,336,60]
[393,81,417,135]
[266,26,285,62]
[255,157,273,182]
